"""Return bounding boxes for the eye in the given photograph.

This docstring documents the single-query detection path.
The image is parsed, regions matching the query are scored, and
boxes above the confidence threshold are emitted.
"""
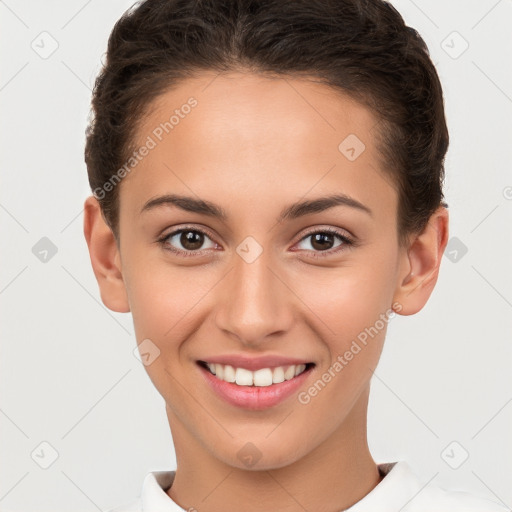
[157,225,355,259]
[157,226,218,257]
[294,227,354,258]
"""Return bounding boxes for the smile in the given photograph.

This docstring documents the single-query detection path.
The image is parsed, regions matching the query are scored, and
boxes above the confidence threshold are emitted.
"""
[198,361,314,387]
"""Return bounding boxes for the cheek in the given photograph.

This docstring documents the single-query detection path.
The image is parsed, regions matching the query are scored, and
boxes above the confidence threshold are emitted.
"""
[125,264,208,391]
[298,264,393,332]
[125,256,219,348]
[300,274,390,416]
[291,255,395,377]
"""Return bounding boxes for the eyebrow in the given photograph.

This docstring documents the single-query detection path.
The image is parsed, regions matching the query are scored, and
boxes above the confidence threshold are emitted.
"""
[140,193,373,221]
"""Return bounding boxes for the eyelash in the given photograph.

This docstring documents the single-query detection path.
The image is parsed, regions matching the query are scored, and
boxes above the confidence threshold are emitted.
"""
[156,226,355,259]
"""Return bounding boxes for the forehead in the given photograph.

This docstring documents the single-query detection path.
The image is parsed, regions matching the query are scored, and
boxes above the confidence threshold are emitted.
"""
[121,71,396,219]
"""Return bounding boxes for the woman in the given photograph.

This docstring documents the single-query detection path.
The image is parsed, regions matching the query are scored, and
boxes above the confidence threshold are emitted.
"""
[83,0,507,510]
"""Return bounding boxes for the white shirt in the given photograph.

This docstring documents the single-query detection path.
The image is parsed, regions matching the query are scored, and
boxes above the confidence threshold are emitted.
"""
[107,461,508,512]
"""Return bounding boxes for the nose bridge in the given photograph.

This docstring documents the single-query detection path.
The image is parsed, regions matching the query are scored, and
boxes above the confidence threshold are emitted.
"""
[214,241,293,344]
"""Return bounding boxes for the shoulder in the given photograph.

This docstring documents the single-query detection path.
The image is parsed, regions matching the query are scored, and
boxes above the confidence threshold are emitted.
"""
[369,461,509,512]
[410,482,508,511]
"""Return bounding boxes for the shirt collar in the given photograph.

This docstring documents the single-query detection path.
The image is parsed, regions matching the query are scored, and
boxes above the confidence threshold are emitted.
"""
[344,461,422,510]
[141,470,182,511]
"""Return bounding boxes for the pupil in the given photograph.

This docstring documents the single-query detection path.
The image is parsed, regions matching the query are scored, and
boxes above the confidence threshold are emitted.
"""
[181,231,203,250]
[311,233,333,251]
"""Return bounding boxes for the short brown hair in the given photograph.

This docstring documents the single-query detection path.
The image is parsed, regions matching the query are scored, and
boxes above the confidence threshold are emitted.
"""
[85,0,449,247]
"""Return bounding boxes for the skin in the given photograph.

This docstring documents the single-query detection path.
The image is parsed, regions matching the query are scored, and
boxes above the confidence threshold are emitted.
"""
[83,71,449,512]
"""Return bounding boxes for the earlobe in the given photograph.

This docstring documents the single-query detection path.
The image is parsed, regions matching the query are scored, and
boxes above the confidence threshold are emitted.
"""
[393,206,449,316]
[83,195,130,313]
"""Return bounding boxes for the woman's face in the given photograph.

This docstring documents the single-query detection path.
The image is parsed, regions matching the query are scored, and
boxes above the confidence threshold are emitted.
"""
[113,71,414,469]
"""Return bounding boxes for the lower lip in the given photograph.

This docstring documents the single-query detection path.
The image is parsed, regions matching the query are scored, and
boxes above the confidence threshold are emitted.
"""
[197,363,314,411]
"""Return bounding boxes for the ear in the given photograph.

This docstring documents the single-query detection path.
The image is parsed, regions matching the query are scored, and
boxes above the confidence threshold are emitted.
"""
[83,195,130,313]
[392,206,449,316]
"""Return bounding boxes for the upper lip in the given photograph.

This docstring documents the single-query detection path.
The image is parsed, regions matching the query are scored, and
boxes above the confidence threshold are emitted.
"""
[198,354,313,371]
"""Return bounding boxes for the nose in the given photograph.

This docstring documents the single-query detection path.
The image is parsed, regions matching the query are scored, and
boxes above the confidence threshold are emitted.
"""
[214,245,294,347]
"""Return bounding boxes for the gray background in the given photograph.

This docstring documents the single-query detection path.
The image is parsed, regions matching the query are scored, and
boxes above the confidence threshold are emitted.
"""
[1,0,511,510]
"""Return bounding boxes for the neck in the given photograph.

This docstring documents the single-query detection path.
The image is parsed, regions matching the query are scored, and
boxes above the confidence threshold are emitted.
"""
[166,386,380,512]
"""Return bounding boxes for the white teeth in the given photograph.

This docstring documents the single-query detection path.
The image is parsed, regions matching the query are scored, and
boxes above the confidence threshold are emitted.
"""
[272,366,285,384]
[284,365,296,380]
[223,364,236,383]
[253,368,273,387]
[235,367,253,386]
[204,362,308,387]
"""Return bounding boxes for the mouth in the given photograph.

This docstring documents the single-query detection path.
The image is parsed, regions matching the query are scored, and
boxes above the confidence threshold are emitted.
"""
[196,359,316,410]
[197,360,316,387]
